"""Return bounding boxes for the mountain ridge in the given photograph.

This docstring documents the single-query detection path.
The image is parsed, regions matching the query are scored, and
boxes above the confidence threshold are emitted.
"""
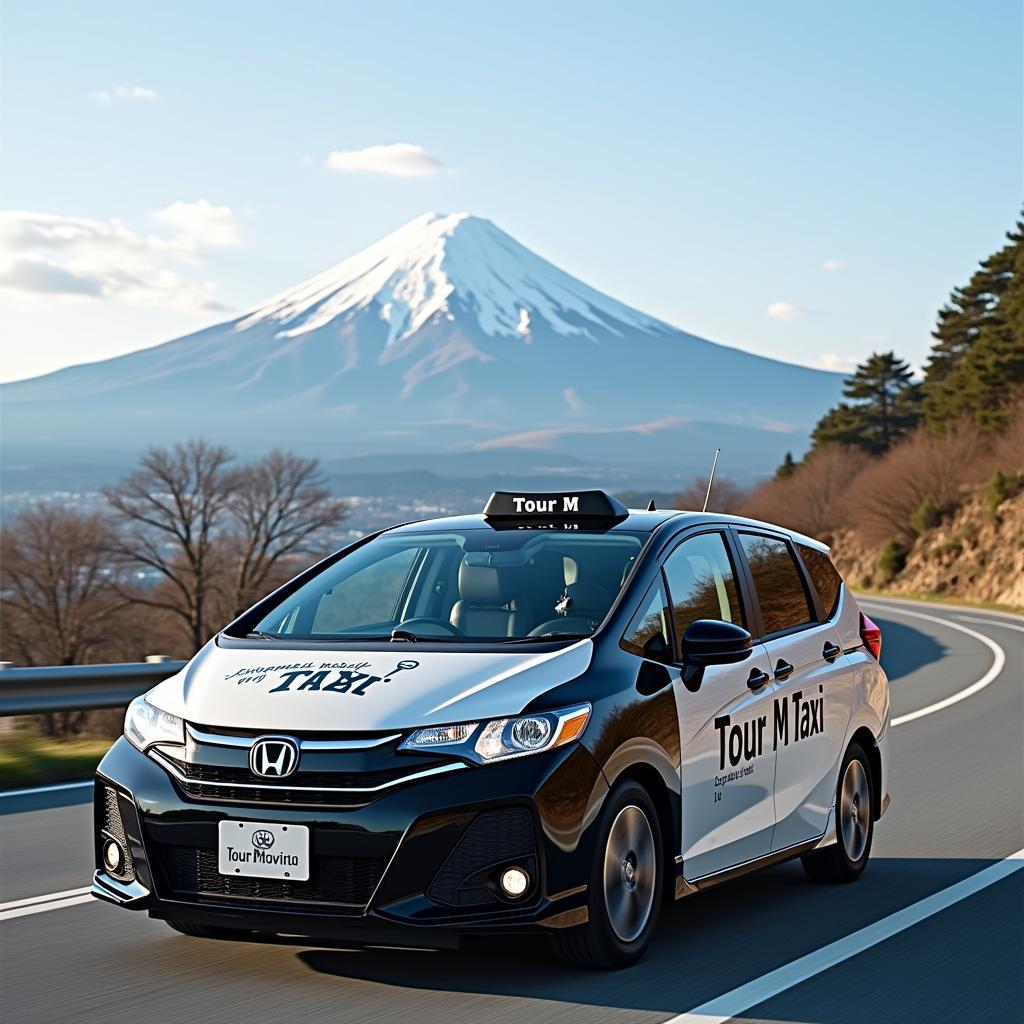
[2,211,844,476]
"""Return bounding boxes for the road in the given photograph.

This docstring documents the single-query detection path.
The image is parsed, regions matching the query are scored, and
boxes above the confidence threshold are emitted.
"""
[2,597,1022,1024]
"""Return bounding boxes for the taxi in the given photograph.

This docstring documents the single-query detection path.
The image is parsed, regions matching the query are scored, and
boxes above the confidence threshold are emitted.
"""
[92,490,891,968]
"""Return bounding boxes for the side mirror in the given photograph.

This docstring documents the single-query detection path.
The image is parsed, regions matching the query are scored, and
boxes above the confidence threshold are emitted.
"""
[682,619,752,666]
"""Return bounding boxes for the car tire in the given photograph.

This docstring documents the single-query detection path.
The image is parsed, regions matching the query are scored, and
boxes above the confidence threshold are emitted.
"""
[549,780,664,970]
[801,741,874,884]
[165,919,257,941]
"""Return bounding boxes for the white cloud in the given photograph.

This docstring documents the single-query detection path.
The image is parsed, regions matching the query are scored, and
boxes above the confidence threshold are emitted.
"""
[89,84,159,102]
[766,301,802,320]
[150,199,242,249]
[0,207,237,313]
[822,258,847,272]
[814,352,859,372]
[563,387,586,413]
[325,143,447,177]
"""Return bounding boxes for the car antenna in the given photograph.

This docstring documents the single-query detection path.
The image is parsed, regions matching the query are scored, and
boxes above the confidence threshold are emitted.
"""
[702,448,721,512]
[647,498,657,511]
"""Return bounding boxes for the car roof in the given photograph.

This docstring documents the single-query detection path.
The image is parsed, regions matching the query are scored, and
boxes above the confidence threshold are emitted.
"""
[386,508,831,553]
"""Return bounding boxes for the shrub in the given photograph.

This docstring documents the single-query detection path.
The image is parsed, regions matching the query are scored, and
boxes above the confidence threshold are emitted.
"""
[909,497,943,535]
[878,539,909,583]
[987,470,1024,513]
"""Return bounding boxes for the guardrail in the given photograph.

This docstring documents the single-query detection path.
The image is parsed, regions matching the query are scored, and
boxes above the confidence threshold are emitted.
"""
[0,658,187,715]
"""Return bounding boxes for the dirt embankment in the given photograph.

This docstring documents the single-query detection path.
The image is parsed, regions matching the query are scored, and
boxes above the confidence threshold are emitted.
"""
[832,489,1024,609]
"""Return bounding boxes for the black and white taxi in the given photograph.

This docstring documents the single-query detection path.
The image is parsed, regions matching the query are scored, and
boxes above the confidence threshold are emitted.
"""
[93,490,891,968]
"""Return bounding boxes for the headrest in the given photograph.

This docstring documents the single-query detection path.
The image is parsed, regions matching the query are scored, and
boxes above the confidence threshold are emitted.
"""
[558,581,612,616]
[458,560,517,606]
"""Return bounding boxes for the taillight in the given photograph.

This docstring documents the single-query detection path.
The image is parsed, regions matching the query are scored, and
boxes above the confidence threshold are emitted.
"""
[860,612,882,659]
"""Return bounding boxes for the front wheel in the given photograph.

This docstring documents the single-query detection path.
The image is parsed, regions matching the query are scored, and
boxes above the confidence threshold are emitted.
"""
[549,781,664,969]
[801,742,874,883]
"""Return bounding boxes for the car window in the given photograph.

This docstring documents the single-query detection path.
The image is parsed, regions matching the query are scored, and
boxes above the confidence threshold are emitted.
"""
[250,528,646,644]
[739,533,815,636]
[662,533,743,658]
[621,578,672,662]
[798,544,843,620]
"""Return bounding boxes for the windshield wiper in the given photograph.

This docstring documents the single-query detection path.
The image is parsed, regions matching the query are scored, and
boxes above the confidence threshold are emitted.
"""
[247,630,281,640]
[505,632,591,645]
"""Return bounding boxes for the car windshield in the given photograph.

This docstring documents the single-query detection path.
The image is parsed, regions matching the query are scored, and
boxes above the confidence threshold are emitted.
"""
[248,528,647,645]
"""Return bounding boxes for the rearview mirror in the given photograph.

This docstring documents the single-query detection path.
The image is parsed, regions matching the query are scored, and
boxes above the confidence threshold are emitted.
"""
[682,619,752,666]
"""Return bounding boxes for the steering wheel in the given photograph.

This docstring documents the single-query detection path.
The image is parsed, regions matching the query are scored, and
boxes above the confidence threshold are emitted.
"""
[395,617,464,637]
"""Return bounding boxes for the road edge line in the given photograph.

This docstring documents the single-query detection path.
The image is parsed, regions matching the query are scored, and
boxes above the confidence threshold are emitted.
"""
[664,847,1024,1024]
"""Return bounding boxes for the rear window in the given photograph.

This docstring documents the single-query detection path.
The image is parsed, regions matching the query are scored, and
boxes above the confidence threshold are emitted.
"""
[738,533,815,636]
[798,544,843,619]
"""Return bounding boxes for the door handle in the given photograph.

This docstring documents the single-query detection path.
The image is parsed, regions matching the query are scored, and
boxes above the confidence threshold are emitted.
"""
[774,659,795,681]
[746,667,771,690]
[822,641,842,663]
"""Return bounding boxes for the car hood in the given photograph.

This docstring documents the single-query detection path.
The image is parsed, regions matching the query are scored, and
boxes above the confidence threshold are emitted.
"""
[145,639,595,732]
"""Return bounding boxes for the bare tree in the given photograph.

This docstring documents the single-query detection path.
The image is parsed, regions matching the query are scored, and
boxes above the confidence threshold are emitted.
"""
[848,423,987,545]
[221,450,347,619]
[740,445,871,542]
[674,475,748,514]
[0,505,127,666]
[103,440,236,652]
[1,506,132,737]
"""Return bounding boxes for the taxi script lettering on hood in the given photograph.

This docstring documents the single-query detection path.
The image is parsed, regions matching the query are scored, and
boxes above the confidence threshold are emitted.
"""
[227,659,422,697]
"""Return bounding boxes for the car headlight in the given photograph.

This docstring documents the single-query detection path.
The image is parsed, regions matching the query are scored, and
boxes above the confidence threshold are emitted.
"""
[400,703,591,764]
[124,695,185,752]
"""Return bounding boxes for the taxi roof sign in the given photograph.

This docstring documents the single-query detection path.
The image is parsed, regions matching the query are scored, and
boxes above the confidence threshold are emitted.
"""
[483,490,628,520]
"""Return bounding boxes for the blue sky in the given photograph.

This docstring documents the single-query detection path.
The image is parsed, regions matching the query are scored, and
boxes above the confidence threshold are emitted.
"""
[1,0,1020,382]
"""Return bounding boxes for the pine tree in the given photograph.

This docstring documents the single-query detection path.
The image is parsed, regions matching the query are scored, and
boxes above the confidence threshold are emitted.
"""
[812,353,921,453]
[775,452,797,479]
[924,219,1024,431]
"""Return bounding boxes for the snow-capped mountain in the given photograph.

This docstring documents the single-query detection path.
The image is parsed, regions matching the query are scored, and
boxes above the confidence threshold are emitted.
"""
[2,212,843,473]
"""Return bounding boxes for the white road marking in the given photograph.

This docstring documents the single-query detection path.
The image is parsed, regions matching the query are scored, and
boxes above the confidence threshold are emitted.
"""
[860,604,1008,727]
[956,615,1024,633]
[0,780,92,799]
[665,847,1024,1024]
[0,887,94,922]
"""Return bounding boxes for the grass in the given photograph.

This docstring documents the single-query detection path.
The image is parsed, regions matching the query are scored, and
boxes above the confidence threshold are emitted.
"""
[852,588,1024,617]
[0,731,113,790]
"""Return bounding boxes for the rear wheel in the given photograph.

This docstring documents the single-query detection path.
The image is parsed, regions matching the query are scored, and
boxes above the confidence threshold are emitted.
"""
[801,742,874,883]
[549,781,663,969]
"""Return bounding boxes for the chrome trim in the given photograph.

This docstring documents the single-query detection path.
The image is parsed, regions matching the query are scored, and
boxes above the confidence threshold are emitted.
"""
[185,723,402,751]
[149,747,467,793]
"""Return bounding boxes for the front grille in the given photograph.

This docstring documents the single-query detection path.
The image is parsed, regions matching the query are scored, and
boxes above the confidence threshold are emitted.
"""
[172,759,411,790]
[102,786,135,881]
[159,845,386,910]
[429,808,537,907]
[156,750,461,808]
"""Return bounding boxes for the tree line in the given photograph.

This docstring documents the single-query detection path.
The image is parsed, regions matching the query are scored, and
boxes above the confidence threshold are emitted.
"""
[1,442,347,668]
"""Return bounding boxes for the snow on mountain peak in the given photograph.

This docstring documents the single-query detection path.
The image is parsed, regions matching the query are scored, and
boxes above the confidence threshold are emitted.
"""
[236,211,666,346]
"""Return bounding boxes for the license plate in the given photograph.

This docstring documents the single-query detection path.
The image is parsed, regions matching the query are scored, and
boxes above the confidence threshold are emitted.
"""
[218,820,310,881]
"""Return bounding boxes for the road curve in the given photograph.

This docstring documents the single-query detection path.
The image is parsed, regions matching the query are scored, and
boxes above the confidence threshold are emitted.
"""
[2,597,1022,1024]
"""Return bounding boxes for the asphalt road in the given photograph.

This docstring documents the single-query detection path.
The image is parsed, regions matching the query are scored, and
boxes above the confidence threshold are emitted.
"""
[2,597,1022,1024]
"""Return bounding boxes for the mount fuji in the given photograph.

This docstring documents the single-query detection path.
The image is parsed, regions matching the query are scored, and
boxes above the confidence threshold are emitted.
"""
[2,212,843,478]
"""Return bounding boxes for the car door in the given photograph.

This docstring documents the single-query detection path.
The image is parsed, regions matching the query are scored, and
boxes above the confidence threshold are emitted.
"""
[734,532,853,851]
[662,531,779,882]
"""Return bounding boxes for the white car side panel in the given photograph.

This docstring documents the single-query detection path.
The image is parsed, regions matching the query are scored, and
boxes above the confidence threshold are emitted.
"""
[144,638,595,731]
[678,644,778,881]
[768,620,855,850]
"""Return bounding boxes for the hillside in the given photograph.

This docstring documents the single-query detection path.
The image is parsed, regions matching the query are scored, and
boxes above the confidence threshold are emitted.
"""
[833,487,1024,609]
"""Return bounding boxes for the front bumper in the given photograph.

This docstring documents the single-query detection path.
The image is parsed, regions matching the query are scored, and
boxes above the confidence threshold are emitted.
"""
[93,737,607,945]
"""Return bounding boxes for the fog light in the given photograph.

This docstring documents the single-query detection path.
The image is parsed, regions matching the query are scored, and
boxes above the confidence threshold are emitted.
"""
[499,866,529,898]
[103,838,124,874]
